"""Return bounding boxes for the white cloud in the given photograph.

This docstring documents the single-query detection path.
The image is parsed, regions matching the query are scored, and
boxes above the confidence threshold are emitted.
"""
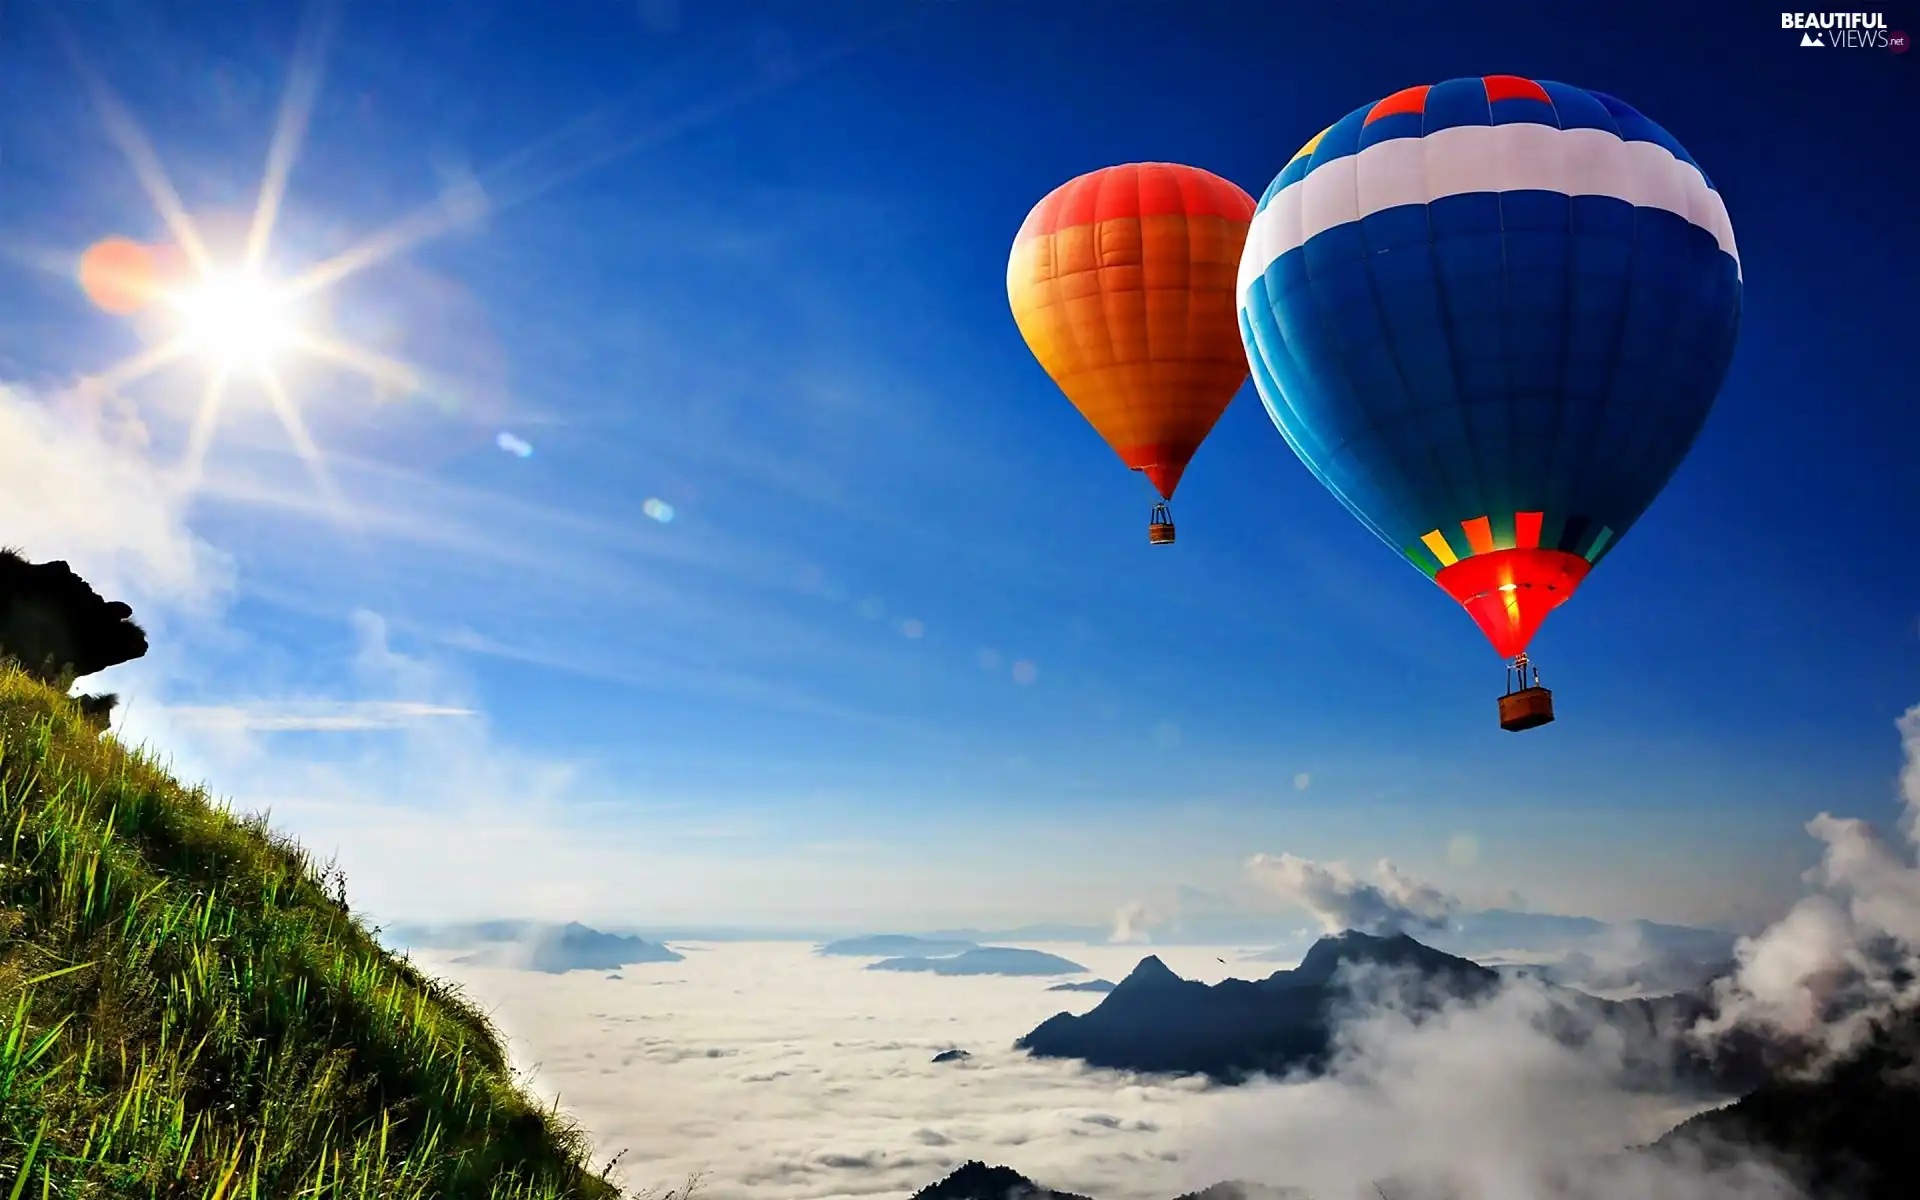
[0,373,953,926]
[0,391,643,922]
[420,942,1793,1200]
[1247,853,1460,936]
[0,382,231,612]
[410,942,1261,1200]
[106,602,716,926]
[1696,702,1920,1066]
[1185,969,1802,1200]
[159,699,477,732]
[1108,901,1156,945]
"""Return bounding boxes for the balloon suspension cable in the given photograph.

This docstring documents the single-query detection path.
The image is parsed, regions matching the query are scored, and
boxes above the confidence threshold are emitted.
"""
[1505,652,1543,695]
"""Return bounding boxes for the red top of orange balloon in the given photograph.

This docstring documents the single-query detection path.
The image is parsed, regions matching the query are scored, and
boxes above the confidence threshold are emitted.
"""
[1006,163,1255,501]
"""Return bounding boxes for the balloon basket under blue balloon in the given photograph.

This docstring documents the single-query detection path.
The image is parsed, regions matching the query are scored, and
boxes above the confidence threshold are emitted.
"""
[1499,686,1555,732]
[1500,654,1555,731]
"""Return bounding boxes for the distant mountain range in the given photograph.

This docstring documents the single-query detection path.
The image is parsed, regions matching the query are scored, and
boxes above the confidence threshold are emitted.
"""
[382,908,1739,959]
[1534,945,1737,996]
[1246,910,1738,971]
[1017,931,1758,1091]
[382,921,682,974]
[1047,979,1115,993]
[921,910,1741,958]
[870,947,1087,977]
[818,934,981,957]
[802,910,1742,999]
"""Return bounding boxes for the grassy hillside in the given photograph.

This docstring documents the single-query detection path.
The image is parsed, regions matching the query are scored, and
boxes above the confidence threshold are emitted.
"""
[0,665,625,1199]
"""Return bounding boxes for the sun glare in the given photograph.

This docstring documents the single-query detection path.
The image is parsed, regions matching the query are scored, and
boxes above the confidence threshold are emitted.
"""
[68,14,439,507]
[170,270,298,372]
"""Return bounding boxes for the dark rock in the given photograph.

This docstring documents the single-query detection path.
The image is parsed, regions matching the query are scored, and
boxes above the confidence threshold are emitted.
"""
[0,549,148,684]
[75,691,120,732]
[931,1048,971,1063]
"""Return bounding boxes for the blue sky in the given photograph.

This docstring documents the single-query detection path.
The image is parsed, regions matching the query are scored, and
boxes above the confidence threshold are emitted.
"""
[0,0,1913,932]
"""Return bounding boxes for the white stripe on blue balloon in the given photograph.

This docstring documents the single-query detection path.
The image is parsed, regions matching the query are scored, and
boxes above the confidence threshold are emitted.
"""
[1236,122,1741,304]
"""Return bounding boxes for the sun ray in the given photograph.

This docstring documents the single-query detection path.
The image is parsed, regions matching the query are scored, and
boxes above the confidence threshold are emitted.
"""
[87,336,193,394]
[281,201,457,302]
[176,367,233,490]
[2,238,93,279]
[63,5,925,522]
[289,333,423,397]
[284,12,912,303]
[245,0,339,272]
[52,22,213,277]
[481,14,917,216]
[258,368,345,518]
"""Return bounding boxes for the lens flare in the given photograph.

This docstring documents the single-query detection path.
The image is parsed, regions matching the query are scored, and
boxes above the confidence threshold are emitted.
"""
[77,237,174,315]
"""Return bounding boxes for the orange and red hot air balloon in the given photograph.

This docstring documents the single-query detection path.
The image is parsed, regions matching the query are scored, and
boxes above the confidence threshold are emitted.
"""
[1007,163,1255,544]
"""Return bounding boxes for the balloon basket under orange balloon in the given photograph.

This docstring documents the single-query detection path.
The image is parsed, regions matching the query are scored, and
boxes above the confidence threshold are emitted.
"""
[1148,503,1176,545]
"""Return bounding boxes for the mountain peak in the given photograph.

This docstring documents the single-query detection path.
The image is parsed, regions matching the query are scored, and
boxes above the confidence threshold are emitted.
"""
[1118,954,1183,988]
[910,1161,1092,1199]
[1288,929,1489,986]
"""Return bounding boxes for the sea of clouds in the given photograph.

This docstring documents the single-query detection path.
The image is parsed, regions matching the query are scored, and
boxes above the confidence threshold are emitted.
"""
[415,703,1920,1200]
[415,941,1756,1200]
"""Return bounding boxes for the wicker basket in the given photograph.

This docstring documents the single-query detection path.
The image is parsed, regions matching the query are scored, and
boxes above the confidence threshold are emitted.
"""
[1498,686,1555,732]
[1148,522,1177,545]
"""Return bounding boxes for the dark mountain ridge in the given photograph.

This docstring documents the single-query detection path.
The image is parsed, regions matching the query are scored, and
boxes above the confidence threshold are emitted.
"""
[908,1162,1297,1200]
[910,1161,1093,1199]
[1019,930,1762,1091]
[1017,931,1498,1081]
[1657,1004,1920,1200]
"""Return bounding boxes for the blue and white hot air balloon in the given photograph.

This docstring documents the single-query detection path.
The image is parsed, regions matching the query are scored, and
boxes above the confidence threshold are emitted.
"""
[1236,76,1742,730]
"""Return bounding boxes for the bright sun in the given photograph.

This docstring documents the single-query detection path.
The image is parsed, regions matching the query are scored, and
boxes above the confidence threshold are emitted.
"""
[168,269,299,373]
[72,24,459,503]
